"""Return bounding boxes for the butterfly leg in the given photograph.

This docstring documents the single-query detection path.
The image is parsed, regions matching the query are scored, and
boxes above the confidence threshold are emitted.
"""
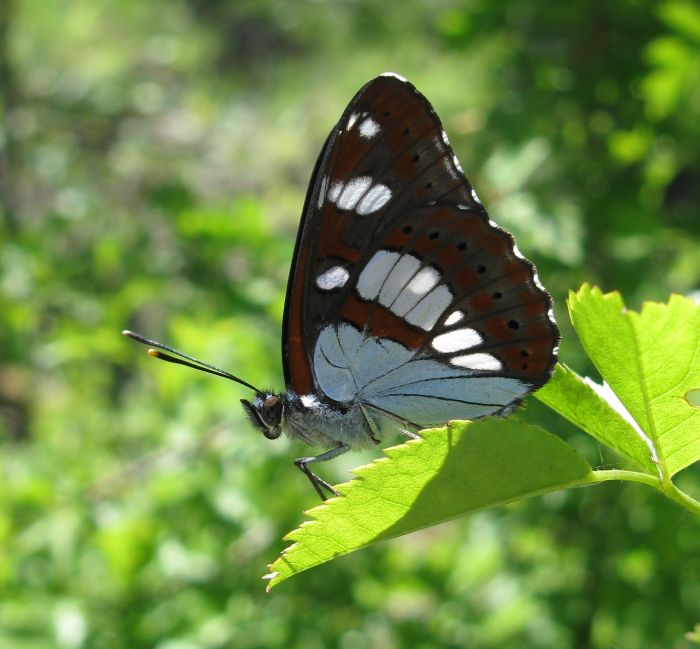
[359,404,382,444]
[362,402,422,441]
[294,443,349,501]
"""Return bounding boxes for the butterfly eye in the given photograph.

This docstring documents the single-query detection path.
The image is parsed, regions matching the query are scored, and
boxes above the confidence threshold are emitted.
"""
[263,396,283,424]
[241,395,283,440]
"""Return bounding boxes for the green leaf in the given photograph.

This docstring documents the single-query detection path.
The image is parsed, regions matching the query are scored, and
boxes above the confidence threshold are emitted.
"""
[568,285,700,477]
[660,0,700,44]
[535,364,657,472]
[686,623,700,646]
[265,419,593,589]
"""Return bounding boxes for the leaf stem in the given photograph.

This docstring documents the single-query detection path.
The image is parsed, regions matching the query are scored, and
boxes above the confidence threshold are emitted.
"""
[592,469,700,515]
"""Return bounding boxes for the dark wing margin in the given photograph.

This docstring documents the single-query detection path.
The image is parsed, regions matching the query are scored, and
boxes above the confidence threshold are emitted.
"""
[282,128,335,395]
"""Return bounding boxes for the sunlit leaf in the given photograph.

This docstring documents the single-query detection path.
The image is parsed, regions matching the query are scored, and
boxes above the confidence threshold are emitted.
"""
[568,285,700,476]
[266,419,593,589]
[535,364,657,472]
[659,0,700,42]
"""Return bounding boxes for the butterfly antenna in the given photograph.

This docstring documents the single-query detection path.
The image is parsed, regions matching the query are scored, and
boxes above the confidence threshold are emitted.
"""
[122,330,262,393]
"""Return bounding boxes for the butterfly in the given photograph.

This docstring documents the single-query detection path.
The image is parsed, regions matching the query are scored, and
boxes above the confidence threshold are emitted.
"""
[124,73,559,500]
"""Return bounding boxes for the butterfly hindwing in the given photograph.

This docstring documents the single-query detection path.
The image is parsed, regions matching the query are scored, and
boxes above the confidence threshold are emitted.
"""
[283,74,558,423]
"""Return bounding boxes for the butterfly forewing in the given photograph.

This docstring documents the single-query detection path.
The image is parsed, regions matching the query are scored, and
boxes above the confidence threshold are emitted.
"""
[283,73,558,423]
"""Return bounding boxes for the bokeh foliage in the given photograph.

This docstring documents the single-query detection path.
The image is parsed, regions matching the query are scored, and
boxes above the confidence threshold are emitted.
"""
[0,1,698,647]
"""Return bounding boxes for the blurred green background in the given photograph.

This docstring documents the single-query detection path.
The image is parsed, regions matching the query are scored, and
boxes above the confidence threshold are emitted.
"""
[1,1,699,647]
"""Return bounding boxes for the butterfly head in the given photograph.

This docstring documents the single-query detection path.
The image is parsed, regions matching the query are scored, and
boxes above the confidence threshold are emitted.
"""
[241,393,284,440]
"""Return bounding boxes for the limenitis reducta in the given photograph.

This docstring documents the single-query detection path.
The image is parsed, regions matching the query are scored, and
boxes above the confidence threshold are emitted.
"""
[125,73,559,500]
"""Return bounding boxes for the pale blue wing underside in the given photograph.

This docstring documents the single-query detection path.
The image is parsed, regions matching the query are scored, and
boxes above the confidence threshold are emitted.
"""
[313,324,529,428]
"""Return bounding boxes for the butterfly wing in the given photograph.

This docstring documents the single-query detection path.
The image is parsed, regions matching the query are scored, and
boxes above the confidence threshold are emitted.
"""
[282,73,558,424]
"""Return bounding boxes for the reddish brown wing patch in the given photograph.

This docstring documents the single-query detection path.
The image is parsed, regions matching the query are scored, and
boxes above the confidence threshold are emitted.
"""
[284,245,315,395]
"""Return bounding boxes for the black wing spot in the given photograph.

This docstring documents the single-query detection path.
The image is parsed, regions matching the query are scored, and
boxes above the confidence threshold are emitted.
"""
[429,231,439,240]
[412,154,420,162]
[492,291,502,299]
[402,226,413,234]
[476,265,487,274]
[456,242,467,251]
[383,110,391,116]
[508,319,520,329]
[403,128,410,135]
[520,350,529,357]
[425,182,433,188]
